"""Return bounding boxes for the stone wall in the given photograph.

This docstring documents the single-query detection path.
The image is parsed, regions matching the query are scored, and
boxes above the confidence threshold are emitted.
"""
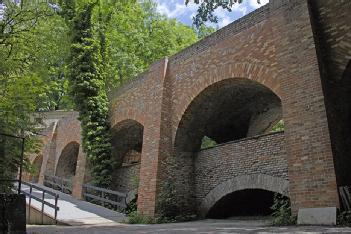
[194,132,287,205]
[111,163,140,193]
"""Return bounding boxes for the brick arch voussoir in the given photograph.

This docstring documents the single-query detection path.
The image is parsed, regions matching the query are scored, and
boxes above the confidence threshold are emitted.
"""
[110,109,147,129]
[174,63,281,142]
[198,174,289,218]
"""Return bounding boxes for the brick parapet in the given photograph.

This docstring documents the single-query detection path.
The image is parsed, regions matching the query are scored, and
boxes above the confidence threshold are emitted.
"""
[195,132,288,206]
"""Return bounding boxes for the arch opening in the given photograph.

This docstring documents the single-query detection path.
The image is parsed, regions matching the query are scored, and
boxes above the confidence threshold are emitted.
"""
[207,189,281,218]
[175,78,282,153]
[171,78,284,216]
[55,142,79,179]
[110,119,143,192]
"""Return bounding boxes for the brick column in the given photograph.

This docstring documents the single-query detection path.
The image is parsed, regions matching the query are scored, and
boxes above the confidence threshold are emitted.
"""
[271,0,339,225]
[71,145,86,199]
[137,58,170,217]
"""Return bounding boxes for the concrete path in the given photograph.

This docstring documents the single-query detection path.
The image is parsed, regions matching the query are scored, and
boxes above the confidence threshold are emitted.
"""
[22,183,126,225]
[27,219,351,234]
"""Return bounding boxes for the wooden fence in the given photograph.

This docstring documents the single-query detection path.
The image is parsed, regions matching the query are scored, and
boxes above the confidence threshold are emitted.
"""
[43,174,72,194]
[83,183,127,211]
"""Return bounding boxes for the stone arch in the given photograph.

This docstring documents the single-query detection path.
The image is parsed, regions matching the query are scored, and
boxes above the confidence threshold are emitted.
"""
[55,141,79,179]
[110,119,143,192]
[173,63,281,138]
[199,174,289,218]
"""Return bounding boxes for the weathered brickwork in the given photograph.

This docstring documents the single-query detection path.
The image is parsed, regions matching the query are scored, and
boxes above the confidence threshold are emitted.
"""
[194,132,287,206]
[309,0,351,187]
[32,0,349,224]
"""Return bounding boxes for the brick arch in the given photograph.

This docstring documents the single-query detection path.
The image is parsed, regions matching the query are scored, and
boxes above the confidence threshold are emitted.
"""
[110,109,147,129]
[174,63,281,138]
[55,141,80,178]
[198,174,289,218]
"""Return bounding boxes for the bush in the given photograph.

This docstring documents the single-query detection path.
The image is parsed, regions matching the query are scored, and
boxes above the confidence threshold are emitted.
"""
[338,211,351,226]
[124,211,155,224]
[270,194,296,226]
[125,198,137,215]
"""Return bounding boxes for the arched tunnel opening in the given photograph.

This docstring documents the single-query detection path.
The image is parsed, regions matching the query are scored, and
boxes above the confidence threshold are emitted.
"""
[206,189,280,219]
[55,142,79,179]
[110,120,143,192]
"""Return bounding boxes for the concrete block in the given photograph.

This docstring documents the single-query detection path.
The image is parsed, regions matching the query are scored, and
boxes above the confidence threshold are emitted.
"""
[297,207,337,225]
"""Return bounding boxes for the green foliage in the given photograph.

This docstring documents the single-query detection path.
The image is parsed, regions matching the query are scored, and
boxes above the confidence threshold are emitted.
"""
[0,1,53,191]
[124,211,155,224]
[196,24,216,39]
[271,120,284,132]
[125,198,138,215]
[338,211,351,226]
[1,0,201,190]
[186,0,261,29]
[270,194,296,226]
[200,136,217,149]
[68,3,114,187]
[105,0,198,88]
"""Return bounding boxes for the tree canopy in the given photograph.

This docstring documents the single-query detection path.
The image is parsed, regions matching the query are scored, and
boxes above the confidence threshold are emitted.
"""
[0,0,205,189]
[186,0,261,29]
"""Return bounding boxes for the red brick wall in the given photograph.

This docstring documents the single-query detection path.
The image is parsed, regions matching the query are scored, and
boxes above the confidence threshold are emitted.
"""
[108,0,341,217]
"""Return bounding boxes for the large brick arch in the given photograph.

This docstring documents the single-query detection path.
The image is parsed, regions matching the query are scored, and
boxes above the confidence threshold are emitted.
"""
[173,75,283,151]
[198,174,289,218]
[172,63,281,141]
[55,141,80,178]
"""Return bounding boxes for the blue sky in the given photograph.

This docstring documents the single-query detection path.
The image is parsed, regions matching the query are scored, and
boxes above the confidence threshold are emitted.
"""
[155,0,269,28]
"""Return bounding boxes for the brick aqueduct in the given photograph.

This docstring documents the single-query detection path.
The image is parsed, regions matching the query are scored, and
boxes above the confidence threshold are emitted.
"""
[25,0,351,224]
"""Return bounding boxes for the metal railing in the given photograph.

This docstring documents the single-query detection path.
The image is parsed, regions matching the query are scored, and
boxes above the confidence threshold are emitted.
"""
[21,181,59,224]
[43,174,72,194]
[339,186,351,211]
[83,184,127,211]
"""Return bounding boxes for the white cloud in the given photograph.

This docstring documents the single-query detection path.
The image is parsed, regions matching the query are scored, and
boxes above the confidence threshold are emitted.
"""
[213,3,247,28]
[155,0,256,29]
[248,0,269,9]
[156,1,198,19]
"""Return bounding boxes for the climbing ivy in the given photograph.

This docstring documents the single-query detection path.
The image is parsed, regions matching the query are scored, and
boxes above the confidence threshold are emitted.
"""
[68,3,114,187]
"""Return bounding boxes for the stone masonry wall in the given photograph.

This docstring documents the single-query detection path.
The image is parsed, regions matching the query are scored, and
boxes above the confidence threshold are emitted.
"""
[111,164,140,193]
[195,132,287,205]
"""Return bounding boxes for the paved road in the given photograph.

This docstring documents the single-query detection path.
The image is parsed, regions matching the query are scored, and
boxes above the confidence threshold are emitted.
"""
[22,183,126,225]
[27,219,351,234]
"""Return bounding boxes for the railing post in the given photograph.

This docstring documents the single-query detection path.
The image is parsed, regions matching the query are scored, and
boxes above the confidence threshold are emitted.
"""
[54,194,58,224]
[28,185,32,222]
[61,177,63,193]
[41,191,45,224]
